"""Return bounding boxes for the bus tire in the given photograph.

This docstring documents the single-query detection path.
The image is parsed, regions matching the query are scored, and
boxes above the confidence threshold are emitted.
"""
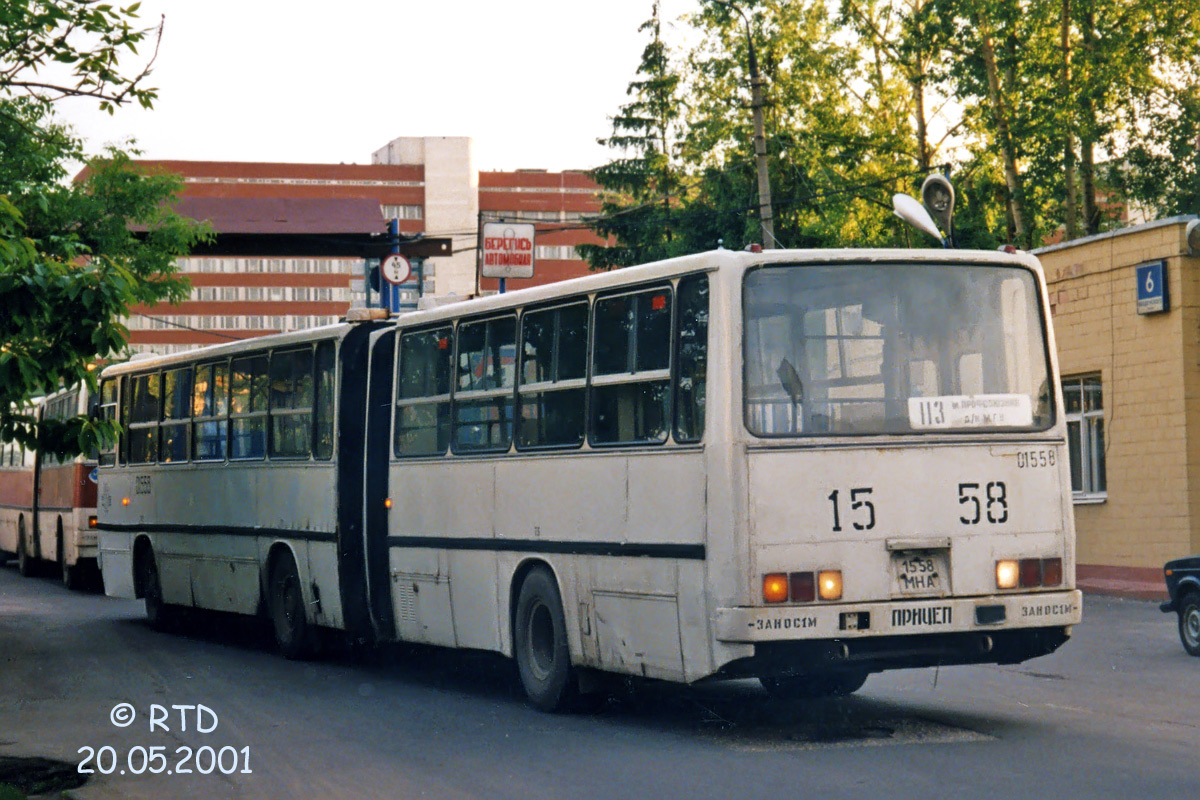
[1178,592,1200,657]
[138,549,176,631]
[760,669,869,699]
[514,566,578,712]
[269,554,319,660]
[17,518,35,578]
[58,523,79,591]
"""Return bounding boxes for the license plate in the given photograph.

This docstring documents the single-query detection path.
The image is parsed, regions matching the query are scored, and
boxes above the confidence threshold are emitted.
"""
[892,551,948,596]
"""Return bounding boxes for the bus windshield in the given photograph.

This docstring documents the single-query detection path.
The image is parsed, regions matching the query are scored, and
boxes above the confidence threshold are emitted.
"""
[744,262,1053,437]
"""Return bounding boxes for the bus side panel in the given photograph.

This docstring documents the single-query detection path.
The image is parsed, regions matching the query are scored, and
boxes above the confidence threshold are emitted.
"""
[0,467,34,556]
[492,449,706,682]
[99,529,136,598]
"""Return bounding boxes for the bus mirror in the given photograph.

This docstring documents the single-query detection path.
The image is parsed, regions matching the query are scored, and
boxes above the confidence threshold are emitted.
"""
[87,394,101,420]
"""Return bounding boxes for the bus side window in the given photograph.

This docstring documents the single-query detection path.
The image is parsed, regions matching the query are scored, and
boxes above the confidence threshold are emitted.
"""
[127,373,161,464]
[590,287,672,446]
[517,302,587,450]
[674,275,709,443]
[453,316,516,454]
[98,379,119,467]
[230,355,268,460]
[159,367,192,463]
[395,327,453,457]
[313,341,335,460]
[193,362,230,462]
[268,347,315,459]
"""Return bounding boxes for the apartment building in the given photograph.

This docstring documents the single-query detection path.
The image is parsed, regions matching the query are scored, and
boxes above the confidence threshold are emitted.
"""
[124,137,602,354]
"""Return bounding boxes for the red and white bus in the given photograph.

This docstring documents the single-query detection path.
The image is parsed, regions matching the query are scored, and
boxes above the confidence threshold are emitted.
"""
[0,386,100,588]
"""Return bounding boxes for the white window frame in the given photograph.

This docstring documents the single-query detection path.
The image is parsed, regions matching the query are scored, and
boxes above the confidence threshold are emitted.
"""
[1064,374,1106,503]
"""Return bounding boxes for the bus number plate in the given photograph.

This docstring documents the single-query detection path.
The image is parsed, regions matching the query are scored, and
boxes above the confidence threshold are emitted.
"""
[892,551,948,596]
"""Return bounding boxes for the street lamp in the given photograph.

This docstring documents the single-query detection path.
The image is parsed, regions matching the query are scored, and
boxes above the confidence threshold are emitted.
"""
[709,0,777,249]
[920,173,955,247]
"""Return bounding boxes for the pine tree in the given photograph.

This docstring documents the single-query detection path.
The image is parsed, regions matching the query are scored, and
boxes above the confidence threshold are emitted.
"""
[578,2,686,270]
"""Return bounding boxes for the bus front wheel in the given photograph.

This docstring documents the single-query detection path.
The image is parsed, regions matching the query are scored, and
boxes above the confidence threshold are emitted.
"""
[138,549,176,631]
[514,567,581,712]
[760,669,869,699]
[269,555,319,660]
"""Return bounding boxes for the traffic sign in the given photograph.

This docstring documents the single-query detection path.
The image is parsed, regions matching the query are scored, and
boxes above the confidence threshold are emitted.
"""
[381,254,412,285]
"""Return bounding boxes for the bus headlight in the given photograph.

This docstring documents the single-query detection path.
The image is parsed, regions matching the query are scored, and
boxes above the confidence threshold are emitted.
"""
[996,560,1020,589]
[818,570,843,601]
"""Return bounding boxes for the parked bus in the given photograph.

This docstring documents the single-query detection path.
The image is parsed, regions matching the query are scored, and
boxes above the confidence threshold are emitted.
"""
[98,247,1081,710]
[0,402,37,572]
[0,387,100,588]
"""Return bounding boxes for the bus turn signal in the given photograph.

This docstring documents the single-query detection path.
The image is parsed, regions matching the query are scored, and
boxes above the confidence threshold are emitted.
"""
[763,573,788,604]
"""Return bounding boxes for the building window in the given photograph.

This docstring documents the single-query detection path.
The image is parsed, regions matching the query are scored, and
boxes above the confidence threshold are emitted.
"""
[1064,374,1106,501]
[381,204,423,220]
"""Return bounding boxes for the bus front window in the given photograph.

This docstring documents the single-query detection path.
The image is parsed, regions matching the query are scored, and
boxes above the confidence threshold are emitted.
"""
[743,263,1053,436]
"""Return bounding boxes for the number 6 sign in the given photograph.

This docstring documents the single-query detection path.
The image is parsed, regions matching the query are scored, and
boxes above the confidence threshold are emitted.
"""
[1136,260,1167,315]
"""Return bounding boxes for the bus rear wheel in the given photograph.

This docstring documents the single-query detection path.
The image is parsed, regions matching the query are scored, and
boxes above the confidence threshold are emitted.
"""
[58,524,80,591]
[269,555,319,660]
[760,669,869,699]
[514,567,582,712]
[17,519,35,577]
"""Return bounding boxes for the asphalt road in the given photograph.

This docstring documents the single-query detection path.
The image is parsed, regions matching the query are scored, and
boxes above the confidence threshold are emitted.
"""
[0,563,1194,800]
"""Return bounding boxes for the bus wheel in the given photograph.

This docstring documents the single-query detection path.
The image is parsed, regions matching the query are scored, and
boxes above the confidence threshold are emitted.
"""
[514,567,579,712]
[269,555,319,660]
[58,525,79,591]
[760,669,869,699]
[138,549,175,631]
[1179,593,1200,657]
[17,519,35,578]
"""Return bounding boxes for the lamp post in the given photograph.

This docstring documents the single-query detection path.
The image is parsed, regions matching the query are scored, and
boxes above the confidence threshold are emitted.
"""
[711,0,776,249]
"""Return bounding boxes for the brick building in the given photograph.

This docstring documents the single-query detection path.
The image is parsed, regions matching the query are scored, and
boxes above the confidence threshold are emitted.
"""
[1036,216,1200,591]
[123,137,602,354]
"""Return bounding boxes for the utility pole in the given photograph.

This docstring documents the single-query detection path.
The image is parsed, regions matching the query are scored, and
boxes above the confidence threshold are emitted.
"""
[713,1,776,248]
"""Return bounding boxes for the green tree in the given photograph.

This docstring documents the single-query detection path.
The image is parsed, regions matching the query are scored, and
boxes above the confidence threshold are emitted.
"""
[0,2,207,458]
[578,1,687,269]
[682,0,926,250]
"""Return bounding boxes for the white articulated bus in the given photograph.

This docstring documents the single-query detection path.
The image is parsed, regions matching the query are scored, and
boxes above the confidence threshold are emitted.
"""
[99,247,1080,710]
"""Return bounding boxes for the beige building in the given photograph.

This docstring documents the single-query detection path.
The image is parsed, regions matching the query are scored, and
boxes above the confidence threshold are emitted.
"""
[1036,216,1200,594]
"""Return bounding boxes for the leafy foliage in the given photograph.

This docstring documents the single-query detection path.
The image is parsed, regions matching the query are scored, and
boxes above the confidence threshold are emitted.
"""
[578,2,687,269]
[0,2,207,458]
[586,0,1200,258]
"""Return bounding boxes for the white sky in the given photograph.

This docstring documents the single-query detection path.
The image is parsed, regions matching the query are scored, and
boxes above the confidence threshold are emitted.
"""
[53,0,701,173]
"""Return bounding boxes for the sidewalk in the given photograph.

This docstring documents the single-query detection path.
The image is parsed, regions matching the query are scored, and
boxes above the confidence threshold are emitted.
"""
[1076,564,1168,602]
